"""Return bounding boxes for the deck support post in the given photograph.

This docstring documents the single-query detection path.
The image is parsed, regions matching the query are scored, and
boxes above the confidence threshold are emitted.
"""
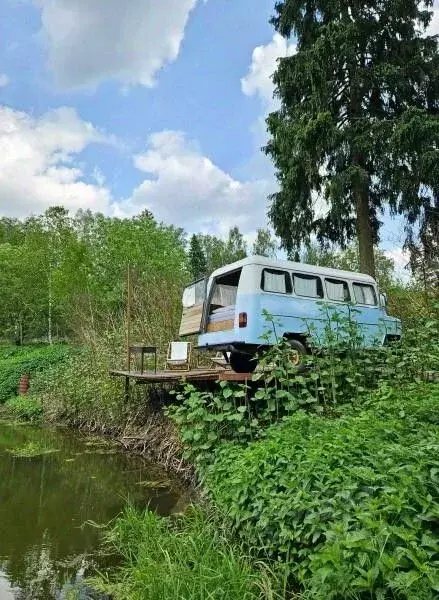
[125,376,130,402]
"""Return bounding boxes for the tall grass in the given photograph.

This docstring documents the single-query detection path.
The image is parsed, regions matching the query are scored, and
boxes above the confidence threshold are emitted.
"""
[95,505,283,600]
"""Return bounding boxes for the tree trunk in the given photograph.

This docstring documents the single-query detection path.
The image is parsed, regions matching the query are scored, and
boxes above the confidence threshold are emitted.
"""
[355,186,376,277]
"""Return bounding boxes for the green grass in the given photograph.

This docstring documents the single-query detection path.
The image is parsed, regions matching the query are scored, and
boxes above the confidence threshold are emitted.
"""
[95,505,283,600]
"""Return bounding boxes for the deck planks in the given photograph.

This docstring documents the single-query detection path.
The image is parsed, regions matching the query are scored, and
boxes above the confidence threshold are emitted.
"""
[109,368,251,384]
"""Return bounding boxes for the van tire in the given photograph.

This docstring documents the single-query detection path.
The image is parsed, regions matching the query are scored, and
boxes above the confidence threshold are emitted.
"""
[230,352,257,374]
[285,339,308,373]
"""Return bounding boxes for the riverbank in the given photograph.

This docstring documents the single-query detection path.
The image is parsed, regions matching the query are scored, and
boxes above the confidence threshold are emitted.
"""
[2,310,439,599]
[1,344,195,481]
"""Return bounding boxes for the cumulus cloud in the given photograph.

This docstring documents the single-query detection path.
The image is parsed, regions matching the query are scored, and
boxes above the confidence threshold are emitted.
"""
[241,33,296,111]
[384,247,411,282]
[118,130,272,236]
[36,0,200,88]
[0,105,111,217]
[427,1,439,36]
[0,74,9,88]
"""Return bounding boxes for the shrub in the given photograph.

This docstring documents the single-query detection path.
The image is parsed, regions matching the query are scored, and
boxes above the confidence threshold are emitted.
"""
[204,384,439,599]
[4,395,44,422]
[0,345,68,403]
[29,348,127,432]
[169,306,439,470]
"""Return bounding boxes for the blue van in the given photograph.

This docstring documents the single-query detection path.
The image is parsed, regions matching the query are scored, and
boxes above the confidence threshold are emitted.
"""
[179,256,402,373]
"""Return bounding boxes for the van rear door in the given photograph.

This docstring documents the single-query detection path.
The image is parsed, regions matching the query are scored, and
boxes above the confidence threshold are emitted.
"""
[179,278,207,336]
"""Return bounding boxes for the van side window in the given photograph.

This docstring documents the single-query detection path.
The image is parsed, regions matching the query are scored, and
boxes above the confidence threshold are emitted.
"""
[353,283,377,305]
[325,278,350,302]
[261,269,292,294]
[293,274,323,298]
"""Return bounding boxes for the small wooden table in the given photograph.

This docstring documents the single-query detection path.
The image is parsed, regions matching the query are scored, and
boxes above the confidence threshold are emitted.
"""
[129,345,157,373]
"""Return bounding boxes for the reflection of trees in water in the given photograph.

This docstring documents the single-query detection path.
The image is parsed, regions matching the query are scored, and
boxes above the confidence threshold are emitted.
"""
[11,538,102,600]
[0,422,182,599]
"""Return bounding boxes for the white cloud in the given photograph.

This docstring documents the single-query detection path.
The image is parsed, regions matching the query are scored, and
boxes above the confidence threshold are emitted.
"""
[384,247,411,282]
[0,105,111,217]
[118,130,272,236]
[239,33,296,179]
[241,33,296,110]
[427,1,439,36]
[0,74,9,88]
[36,0,200,89]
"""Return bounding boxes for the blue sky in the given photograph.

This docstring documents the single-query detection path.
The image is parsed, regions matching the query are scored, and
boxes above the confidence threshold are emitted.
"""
[1,0,435,271]
[0,0,283,236]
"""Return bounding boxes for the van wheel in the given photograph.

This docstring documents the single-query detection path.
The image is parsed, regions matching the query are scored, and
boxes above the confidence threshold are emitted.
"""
[230,352,257,374]
[286,339,308,373]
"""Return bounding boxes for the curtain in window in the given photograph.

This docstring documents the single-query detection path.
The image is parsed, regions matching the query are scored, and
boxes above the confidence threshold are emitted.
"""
[211,285,237,307]
[294,275,319,297]
[326,280,348,301]
[354,284,376,305]
[264,271,287,293]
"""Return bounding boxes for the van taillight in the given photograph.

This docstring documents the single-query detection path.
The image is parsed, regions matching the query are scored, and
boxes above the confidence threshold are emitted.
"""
[239,312,247,328]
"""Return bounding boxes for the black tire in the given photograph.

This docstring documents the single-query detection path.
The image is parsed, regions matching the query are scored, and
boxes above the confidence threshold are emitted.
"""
[285,339,308,373]
[230,352,257,374]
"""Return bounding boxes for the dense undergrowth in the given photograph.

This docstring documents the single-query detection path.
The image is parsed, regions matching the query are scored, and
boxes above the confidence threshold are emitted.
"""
[0,344,68,405]
[162,307,439,599]
[3,305,439,599]
[206,383,439,598]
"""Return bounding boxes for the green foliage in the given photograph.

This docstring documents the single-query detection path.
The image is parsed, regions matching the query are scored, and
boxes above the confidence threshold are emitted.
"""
[169,306,439,466]
[167,305,439,599]
[205,385,439,599]
[96,505,276,600]
[252,228,277,258]
[0,208,189,345]
[4,396,44,422]
[301,243,399,292]
[0,345,68,404]
[166,382,257,466]
[195,227,248,274]
[29,348,127,431]
[189,233,207,279]
[266,0,439,275]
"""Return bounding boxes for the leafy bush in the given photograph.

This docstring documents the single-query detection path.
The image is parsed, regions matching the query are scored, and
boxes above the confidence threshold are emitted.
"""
[95,505,279,600]
[0,345,68,403]
[169,307,439,469]
[29,348,127,431]
[204,384,439,599]
[4,395,44,422]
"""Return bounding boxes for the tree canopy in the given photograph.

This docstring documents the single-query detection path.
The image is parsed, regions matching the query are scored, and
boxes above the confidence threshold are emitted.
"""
[266,0,439,277]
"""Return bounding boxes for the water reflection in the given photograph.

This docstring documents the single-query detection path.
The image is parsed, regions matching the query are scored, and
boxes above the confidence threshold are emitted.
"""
[0,422,184,599]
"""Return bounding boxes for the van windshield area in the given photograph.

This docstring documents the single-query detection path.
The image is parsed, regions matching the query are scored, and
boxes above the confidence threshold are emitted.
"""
[206,269,241,333]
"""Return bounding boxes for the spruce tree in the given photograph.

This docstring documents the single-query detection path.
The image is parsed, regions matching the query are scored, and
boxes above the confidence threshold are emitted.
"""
[189,234,207,280]
[266,0,439,276]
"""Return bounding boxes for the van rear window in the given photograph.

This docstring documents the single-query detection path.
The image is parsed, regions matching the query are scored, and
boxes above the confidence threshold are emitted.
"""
[261,269,292,294]
[293,274,323,298]
[325,278,350,302]
[353,283,377,305]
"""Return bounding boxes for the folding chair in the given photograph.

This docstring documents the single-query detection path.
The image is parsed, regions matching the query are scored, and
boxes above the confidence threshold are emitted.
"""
[165,342,192,371]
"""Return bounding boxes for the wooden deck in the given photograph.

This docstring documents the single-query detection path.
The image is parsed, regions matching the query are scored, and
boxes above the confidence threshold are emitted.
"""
[110,368,252,384]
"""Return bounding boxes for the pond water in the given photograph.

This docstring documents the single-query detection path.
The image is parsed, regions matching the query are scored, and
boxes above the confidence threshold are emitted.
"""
[0,421,186,599]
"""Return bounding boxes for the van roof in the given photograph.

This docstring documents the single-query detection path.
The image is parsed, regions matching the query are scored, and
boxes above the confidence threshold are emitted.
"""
[210,255,377,284]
